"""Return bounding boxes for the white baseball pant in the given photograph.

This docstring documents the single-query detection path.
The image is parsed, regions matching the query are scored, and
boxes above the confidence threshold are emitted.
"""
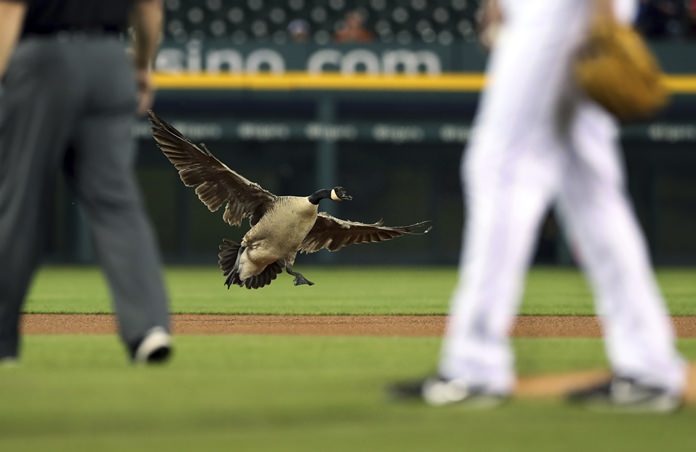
[439,0,685,395]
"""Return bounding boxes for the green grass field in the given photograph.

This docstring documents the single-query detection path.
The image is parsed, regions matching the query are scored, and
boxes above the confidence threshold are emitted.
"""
[3,265,696,451]
[24,265,696,315]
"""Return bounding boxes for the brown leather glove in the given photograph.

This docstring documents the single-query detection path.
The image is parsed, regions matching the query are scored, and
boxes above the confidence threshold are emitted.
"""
[575,16,669,121]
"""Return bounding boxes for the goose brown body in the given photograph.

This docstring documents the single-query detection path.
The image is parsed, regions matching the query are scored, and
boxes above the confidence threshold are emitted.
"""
[238,197,318,280]
[148,111,431,289]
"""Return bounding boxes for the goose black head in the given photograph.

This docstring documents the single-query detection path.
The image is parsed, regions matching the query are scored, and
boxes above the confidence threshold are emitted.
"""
[330,186,352,202]
[308,186,353,205]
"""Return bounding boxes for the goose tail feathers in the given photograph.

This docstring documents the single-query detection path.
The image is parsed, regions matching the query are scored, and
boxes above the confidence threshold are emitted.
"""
[219,239,244,288]
[218,239,283,290]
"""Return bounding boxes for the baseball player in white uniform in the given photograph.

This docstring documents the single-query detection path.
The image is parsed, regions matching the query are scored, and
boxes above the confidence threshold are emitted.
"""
[391,0,686,412]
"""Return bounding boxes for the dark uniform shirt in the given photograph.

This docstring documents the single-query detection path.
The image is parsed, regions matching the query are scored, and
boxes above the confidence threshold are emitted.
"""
[8,0,135,36]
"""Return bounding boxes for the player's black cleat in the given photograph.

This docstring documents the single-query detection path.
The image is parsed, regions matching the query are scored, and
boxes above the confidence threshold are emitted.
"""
[388,375,509,408]
[566,375,683,413]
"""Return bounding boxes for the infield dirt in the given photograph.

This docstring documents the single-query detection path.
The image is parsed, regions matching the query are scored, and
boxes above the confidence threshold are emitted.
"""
[20,314,696,403]
[21,313,696,337]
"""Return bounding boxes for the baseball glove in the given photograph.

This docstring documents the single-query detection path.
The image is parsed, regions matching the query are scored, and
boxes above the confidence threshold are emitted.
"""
[574,17,669,121]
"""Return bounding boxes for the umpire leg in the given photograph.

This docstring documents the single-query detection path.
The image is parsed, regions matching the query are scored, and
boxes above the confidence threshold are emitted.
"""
[0,40,80,358]
[67,39,170,352]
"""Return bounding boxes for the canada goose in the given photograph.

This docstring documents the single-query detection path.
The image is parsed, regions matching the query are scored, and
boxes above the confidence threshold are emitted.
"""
[148,111,431,289]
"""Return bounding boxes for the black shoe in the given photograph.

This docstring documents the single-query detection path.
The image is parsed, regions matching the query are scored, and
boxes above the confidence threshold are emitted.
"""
[566,375,682,413]
[388,375,509,408]
[130,327,172,364]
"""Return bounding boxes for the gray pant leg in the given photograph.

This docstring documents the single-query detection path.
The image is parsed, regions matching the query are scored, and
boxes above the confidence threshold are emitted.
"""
[67,40,170,347]
[0,40,80,357]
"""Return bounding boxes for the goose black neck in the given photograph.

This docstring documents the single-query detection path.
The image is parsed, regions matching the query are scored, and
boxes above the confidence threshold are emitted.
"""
[308,189,331,205]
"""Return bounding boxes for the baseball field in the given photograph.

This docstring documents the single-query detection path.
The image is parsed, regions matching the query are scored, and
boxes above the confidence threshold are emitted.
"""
[2,266,696,451]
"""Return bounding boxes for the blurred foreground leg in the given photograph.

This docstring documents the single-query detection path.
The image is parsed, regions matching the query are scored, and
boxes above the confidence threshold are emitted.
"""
[68,40,170,357]
[0,40,77,358]
[438,0,591,395]
[557,101,685,395]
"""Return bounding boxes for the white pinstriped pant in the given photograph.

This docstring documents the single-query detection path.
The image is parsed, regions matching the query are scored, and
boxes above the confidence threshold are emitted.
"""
[438,0,686,394]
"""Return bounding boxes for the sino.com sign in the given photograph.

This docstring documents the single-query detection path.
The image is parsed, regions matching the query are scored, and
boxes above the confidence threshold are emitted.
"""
[155,41,445,75]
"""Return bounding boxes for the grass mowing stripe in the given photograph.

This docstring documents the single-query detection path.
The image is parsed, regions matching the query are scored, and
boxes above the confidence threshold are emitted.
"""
[24,266,696,315]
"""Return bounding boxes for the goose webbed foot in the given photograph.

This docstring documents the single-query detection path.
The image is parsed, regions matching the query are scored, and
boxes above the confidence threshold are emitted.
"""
[286,266,314,286]
[293,274,315,286]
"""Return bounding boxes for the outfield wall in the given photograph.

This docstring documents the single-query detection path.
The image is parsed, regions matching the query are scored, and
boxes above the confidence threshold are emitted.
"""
[45,42,696,265]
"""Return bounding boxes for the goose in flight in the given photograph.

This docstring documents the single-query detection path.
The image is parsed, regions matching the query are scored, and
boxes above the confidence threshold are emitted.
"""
[148,111,431,289]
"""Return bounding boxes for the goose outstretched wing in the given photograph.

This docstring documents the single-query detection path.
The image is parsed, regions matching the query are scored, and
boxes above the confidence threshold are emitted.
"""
[148,111,277,226]
[299,212,431,253]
